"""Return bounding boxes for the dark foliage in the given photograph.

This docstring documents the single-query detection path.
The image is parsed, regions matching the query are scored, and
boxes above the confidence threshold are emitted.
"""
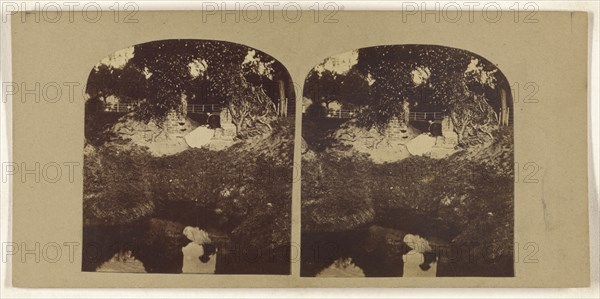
[86,40,294,137]
[304,67,369,109]
[303,45,511,145]
[84,98,122,146]
[83,119,294,274]
[301,129,514,276]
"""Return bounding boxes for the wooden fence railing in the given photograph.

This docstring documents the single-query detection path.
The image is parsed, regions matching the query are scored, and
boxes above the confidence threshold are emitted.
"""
[409,111,444,121]
[102,103,135,113]
[187,104,222,113]
[103,103,223,113]
[320,109,444,121]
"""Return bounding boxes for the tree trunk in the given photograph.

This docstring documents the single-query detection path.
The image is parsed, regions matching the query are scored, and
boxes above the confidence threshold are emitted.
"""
[450,110,469,145]
[278,79,286,117]
[234,123,241,136]
[456,128,464,145]
[402,98,410,125]
[456,120,470,145]
[234,117,245,136]
[500,88,508,126]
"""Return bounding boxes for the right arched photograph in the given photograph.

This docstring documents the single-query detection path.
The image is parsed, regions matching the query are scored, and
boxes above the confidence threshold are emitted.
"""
[301,45,514,277]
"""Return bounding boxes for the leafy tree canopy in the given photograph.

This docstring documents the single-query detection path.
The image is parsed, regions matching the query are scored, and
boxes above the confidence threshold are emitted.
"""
[86,40,290,129]
[304,45,509,143]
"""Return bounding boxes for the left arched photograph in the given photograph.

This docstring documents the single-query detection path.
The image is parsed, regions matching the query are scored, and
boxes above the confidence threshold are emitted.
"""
[82,39,295,275]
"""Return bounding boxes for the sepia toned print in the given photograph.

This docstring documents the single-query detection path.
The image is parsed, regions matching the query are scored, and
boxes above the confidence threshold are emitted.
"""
[82,39,295,275]
[7,10,590,288]
[301,45,514,277]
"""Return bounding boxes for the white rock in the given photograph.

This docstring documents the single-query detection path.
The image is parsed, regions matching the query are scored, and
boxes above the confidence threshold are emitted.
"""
[405,134,437,156]
[184,126,215,148]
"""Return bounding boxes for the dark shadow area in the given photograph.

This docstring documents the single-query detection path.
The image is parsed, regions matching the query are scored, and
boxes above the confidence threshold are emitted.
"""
[301,45,514,277]
[83,39,295,275]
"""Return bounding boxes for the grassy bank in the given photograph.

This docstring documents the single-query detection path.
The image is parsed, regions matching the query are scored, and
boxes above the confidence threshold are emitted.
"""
[83,119,294,274]
[301,126,514,276]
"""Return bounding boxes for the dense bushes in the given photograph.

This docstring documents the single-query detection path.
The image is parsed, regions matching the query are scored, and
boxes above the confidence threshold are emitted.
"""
[301,129,514,274]
[302,117,350,152]
[304,103,327,119]
[83,143,154,225]
[84,98,122,146]
[83,119,294,274]
[302,151,374,232]
[372,153,514,265]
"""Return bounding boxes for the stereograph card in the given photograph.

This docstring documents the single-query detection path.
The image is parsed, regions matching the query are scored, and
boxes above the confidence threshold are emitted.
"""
[6,9,590,288]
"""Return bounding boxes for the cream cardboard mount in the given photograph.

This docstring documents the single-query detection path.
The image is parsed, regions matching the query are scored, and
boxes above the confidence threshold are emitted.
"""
[8,10,590,287]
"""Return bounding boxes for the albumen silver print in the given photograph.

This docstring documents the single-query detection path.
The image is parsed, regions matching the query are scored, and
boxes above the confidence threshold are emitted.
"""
[6,8,591,289]
[301,45,514,277]
[82,39,295,275]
